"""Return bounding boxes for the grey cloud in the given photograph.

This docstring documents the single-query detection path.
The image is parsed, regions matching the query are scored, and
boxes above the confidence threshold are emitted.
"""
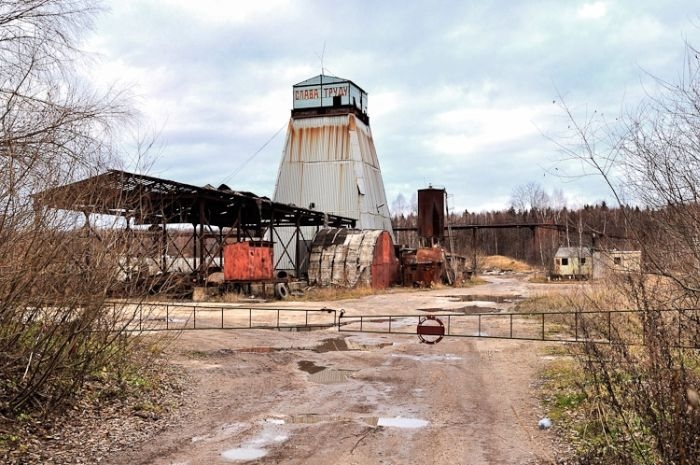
[91,0,700,212]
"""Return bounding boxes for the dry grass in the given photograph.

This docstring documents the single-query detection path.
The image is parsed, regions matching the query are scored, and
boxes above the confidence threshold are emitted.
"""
[479,255,532,272]
[531,274,700,464]
[288,285,381,302]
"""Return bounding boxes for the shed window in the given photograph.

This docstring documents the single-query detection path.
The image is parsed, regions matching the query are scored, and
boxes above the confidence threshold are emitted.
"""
[614,257,622,265]
[561,258,569,266]
[580,257,586,265]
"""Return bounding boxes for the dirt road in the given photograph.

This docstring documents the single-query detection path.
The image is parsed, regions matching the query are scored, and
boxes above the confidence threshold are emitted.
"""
[108,276,561,464]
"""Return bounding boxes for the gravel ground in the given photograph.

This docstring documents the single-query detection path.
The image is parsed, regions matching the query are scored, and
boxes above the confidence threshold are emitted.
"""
[3,274,576,464]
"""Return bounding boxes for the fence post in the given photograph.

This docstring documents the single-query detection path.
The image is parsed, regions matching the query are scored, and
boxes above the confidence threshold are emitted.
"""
[509,314,513,338]
[542,313,545,341]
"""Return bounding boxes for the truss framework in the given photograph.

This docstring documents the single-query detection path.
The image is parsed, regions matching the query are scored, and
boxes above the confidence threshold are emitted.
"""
[35,170,356,281]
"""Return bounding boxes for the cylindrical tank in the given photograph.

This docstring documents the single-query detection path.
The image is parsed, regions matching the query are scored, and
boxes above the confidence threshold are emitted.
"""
[308,228,399,288]
[417,187,445,241]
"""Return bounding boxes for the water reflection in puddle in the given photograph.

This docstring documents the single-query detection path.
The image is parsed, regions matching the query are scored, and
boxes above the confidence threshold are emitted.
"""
[449,294,523,303]
[377,417,429,428]
[221,447,267,461]
[221,420,288,461]
[390,353,462,362]
[279,414,429,429]
[265,418,285,424]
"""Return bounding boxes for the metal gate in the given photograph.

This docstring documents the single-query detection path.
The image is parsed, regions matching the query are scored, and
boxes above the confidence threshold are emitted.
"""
[337,308,700,348]
[120,302,338,332]
[119,302,700,349]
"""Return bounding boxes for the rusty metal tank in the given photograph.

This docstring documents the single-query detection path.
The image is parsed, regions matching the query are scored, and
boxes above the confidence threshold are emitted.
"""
[417,187,445,242]
[401,247,446,287]
[308,228,398,288]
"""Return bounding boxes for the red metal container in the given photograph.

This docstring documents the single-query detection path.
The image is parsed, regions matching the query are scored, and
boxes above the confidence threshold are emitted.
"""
[223,241,274,281]
[401,247,445,287]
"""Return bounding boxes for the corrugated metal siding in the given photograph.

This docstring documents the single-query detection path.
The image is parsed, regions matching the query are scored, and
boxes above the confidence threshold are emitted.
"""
[354,118,393,232]
[354,119,380,168]
[274,114,391,227]
[285,117,350,162]
[272,107,392,271]
[308,228,397,288]
[275,162,357,217]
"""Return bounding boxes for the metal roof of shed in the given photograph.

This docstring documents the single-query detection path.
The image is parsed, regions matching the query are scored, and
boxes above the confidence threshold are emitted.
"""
[35,169,356,229]
[555,246,592,258]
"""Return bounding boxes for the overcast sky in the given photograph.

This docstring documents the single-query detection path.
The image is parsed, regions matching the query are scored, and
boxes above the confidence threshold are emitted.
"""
[83,1,700,213]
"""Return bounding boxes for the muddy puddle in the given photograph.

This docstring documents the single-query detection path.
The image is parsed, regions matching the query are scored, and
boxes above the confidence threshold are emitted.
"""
[221,421,288,462]
[314,337,393,352]
[297,360,326,374]
[415,294,525,314]
[419,305,499,314]
[314,337,350,352]
[447,294,523,303]
[390,353,462,362]
[298,360,353,384]
[222,447,267,461]
[376,417,429,428]
[265,415,428,428]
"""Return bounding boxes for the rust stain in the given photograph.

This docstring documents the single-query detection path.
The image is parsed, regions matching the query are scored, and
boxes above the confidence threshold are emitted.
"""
[418,188,445,240]
[401,247,445,287]
[371,231,399,289]
[223,242,274,281]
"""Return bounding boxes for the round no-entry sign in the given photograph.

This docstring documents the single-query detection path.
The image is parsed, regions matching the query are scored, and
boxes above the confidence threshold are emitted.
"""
[416,316,445,344]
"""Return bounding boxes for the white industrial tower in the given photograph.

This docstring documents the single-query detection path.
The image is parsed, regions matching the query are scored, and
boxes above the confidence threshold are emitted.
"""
[273,74,393,273]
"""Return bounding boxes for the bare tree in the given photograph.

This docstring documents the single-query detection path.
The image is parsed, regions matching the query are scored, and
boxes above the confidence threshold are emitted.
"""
[509,181,550,213]
[390,192,410,217]
[0,0,152,418]
[556,44,700,464]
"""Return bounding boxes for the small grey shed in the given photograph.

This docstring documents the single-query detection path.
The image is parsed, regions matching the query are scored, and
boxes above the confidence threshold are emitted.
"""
[553,246,592,279]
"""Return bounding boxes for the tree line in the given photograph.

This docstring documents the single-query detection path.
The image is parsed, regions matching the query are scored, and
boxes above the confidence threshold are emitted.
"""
[392,194,645,270]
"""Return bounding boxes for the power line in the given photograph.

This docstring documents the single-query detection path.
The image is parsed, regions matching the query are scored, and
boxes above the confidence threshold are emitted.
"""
[219,122,286,187]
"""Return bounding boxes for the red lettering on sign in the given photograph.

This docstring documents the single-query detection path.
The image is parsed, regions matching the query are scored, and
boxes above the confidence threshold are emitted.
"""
[323,86,348,98]
[294,88,320,100]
